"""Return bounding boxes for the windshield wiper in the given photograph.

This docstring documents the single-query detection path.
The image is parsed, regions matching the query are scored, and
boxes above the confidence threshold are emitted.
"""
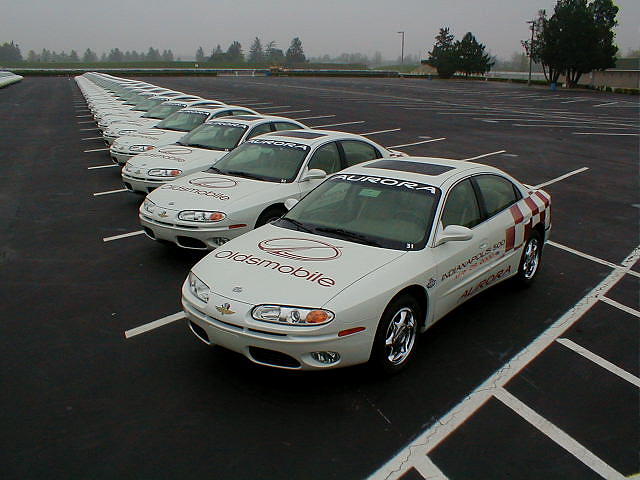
[313,227,382,247]
[224,170,265,181]
[277,217,313,233]
[206,166,224,174]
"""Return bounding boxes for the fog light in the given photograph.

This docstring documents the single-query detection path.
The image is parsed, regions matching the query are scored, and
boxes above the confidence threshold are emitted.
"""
[211,237,229,247]
[311,351,340,364]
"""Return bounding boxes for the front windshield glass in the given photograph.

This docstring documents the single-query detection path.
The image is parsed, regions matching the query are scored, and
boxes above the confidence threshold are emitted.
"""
[179,122,248,151]
[142,103,185,120]
[275,175,441,250]
[155,111,210,132]
[132,97,164,112]
[208,139,310,182]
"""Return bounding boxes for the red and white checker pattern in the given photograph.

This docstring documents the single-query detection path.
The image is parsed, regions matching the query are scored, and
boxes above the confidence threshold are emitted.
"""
[506,190,551,252]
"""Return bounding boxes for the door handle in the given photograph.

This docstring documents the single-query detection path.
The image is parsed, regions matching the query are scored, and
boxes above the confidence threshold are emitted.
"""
[479,243,488,249]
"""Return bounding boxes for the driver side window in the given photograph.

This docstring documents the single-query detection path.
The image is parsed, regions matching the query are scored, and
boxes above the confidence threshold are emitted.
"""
[307,142,341,175]
[441,179,482,228]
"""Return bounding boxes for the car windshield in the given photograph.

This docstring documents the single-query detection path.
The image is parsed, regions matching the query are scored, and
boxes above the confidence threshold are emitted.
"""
[154,111,209,131]
[132,96,163,111]
[179,122,248,151]
[142,103,185,120]
[275,175,441,250]
[208,140,310,182]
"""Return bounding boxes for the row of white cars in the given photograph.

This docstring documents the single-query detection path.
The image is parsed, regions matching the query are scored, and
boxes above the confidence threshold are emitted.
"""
[78,72,552,373]
[0,71,23,88]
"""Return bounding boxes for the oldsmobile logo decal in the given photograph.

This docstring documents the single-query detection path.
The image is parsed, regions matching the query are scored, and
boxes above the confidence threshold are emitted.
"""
[158,146,193,155]
[258,238,342,261]
[188,177,238,189]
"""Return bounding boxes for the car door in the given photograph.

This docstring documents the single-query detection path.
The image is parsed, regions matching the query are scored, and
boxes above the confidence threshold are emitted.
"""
[431,177,493,319]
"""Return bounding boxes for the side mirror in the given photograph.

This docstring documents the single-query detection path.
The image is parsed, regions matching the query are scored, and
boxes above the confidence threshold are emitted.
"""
[284,198,298,211]
[434,225,473,247]
[300,168,326,182]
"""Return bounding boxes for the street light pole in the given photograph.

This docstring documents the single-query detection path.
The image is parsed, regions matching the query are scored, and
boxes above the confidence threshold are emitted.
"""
[397,31,405,64]
[527,20,535,86]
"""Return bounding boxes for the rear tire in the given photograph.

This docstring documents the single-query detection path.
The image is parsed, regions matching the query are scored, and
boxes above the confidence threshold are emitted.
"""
[370,295,420,374]
[515,230,542,286]
[255,206,286,228]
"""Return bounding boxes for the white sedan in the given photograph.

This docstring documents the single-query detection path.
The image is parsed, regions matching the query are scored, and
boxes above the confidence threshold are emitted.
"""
[122,115,307,194]
[140,130,402,250]
[110,105,257,164]
[181,157,551,371]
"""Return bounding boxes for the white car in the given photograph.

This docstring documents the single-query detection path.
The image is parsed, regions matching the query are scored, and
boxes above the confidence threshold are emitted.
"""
[122,115,307,193]
[110,105,257,164]
[140,130,403,250]
[94,91,187,128]
[181,157,551,371]
[102,99,224,145]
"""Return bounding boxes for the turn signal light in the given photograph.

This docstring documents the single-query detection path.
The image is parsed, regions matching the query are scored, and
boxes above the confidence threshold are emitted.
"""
[338,327,365,337]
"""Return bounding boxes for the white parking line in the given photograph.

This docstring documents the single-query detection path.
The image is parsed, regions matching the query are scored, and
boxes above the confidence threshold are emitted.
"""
[556,338,640,388]
[84,147,110,153]
[601,296,640,318]
[462,150,506,161]
[93,188,127,197]
[370,243,640,480]
[573,132,639,136]
[82,136,103,141]
[561,98,591,104]
[255,105,292,110]
[293,114,335,121]
[103,230,144,242]
[124,312,186,339]
[359,128,401,136]
[311,121,365,128]
[75,114,92,118]
[532,167,589,189]
[78,120,96,124]
[547,240,640,280]
[593,102,619,107]
[494,388,626,480]
[387,138,446,149]
[79,127,100,131]
[87,164,118,170]
[265,109,311,115]
[236,102,271,106]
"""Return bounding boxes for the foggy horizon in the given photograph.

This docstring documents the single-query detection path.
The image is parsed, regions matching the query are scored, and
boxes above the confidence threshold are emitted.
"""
[2,0,639,62]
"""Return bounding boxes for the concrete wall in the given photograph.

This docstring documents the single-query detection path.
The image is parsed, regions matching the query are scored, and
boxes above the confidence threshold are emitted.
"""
[589,70,639,89]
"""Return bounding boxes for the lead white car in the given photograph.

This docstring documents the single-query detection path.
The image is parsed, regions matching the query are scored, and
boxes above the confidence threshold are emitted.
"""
[122,115,307,193]
[181,157,551,371]
[140,130,402,250]
[110,105,257,165]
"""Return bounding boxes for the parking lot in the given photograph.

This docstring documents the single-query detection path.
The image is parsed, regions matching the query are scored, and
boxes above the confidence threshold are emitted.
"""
[1,75,638,479]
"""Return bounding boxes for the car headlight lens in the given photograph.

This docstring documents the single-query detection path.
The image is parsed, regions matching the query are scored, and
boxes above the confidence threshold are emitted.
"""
[129,144,155,152]
[142,198,155,214]
[178,210,225,222]
[252,305,334,326]
[148,168,182,177]
[188,272,210,303]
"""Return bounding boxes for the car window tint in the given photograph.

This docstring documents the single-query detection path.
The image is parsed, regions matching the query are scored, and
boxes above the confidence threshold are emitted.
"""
[340,140,380,167]
[441,179,482,228]
[212,111,233,117]
[246,123,272,139]
[474,175,521,218]
[273,122,300,131]
[307,142,341,174]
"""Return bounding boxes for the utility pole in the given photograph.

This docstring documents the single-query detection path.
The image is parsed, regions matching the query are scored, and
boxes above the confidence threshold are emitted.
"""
[397,31,405,64]
[527,20,535,85]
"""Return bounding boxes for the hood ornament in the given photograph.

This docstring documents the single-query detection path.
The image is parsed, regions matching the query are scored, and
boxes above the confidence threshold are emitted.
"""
[216,303,235,315]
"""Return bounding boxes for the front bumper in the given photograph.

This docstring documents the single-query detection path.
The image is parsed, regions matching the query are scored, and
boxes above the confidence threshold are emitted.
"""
[182,296,373,370]
[110,149,133,165]
[122,172,166,194]
[139,213,250,250]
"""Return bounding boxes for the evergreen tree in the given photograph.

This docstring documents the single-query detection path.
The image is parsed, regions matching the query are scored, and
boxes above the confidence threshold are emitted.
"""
[195,46,205,62]
[27,50,38,62]
[146,47,160,61]
[0,41,23,62]
[108,48,124,62]
[162,49,174,62]
[226,41,244,63]
[265,41,284,64]
[248,37,264,64]
[426,28,457,78]
[209,45,225,62]
[83,48,98,62]
[455,32,493,76]
[285,37,306,65]
[69,50,79,62]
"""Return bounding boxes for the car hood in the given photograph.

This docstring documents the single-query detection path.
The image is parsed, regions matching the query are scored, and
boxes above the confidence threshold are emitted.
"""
[114,130,184,148]
[105,118,158,135]
[191,224,407,307]
[147,172,282,208]
[126,146,226,173]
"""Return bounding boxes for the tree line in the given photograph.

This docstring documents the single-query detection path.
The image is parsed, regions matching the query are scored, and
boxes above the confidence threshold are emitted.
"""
[195,37,306,65]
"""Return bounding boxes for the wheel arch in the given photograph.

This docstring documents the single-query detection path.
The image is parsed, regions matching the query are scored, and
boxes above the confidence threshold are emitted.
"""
[255,203,286,228]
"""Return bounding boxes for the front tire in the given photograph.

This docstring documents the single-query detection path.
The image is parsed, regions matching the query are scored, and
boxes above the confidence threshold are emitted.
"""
[371,295,420,374]
[515,230,542,286]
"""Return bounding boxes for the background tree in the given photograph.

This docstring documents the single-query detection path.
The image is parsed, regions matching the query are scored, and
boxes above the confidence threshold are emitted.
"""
[226,41,244,63]
[286,37,306,65]
[27,50,38,62]
[455,32,494,76]
[162,49,174,62]
[69,50,79,62]
[209,45,224,62]
[146,47,160,62]
[265,41,284,64]
[425,27,457,78]
[108,48,124,62]
[0,41,23,62]
[83,48,98,62]
[195,46,205,62]
[248,37,264,64]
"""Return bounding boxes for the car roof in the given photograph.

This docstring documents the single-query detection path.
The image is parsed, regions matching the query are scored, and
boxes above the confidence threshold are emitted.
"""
[336,156,506,188]
[202,115,305,127]
[257,129,381,147]
[178,105,255,114]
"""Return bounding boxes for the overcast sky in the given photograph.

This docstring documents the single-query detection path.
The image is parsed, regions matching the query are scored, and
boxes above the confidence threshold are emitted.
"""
[2,0,639,60]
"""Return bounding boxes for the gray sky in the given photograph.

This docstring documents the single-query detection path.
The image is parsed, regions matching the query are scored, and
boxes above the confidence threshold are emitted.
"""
[2,0,639,60]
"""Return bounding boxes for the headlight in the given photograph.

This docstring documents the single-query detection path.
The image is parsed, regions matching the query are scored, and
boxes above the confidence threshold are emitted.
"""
[188,271,210,303]
[252,305,334,326]
[178,210,225,222]
[148,168,182,177]
[142,198,155,214]
[129,144,155,152]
